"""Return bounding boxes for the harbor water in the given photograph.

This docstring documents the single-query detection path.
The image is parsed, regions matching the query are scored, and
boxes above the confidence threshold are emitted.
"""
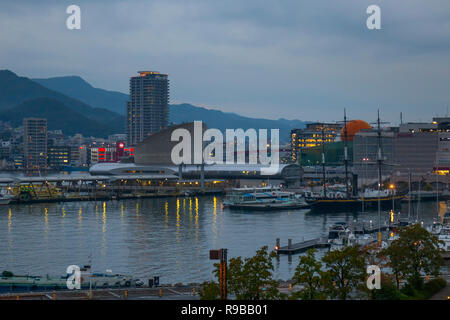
[0,196,445,284]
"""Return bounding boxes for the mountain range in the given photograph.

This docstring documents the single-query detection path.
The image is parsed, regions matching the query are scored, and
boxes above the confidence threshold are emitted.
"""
[0,70,307,140]
[0,70,124,137]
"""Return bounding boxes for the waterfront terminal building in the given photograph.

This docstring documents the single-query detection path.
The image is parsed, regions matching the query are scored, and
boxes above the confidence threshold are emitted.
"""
[91,122,303,190]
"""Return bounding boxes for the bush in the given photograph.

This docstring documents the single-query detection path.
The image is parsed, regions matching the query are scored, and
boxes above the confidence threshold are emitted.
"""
[422,278,447,299]
[399,278,446,299]
[400,282,425,299]
[372,284,401,300]
[1,271,13,277]
[199,281,220,300]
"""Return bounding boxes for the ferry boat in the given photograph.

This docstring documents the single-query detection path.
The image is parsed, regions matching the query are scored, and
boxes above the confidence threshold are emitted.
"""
[223,186,309,210]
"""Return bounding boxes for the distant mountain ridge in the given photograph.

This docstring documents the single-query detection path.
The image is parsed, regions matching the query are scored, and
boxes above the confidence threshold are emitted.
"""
[169,103,307,142]
[32,75,308,142]
[0,70,124,137]
[33,76,128,115]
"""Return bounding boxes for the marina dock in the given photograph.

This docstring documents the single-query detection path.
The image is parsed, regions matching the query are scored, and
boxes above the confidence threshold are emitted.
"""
[275,237,330,255]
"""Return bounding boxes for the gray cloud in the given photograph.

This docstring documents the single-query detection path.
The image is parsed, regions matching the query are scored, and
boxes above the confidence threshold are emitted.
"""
[0,0,449,124]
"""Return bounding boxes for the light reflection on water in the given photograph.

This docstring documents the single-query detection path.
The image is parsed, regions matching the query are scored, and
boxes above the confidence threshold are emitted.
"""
[0,197,442,284]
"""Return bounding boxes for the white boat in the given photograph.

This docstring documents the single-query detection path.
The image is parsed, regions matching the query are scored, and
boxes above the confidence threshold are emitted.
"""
[0,193,13,205]
[437,208,450,252]
[328,223,378,251]
[223,186,309,210]
[427,220,444,235]
[437,225,450,252]
[78,265,136,288]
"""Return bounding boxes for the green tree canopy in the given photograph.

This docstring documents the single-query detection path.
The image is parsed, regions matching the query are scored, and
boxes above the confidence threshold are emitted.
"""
[201,246,282,300]
[380,224,444,290]
[291,249,326,300]
[321,246,366,300]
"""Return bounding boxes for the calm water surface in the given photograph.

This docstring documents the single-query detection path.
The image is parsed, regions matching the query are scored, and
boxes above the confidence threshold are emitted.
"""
[0,196,444,284]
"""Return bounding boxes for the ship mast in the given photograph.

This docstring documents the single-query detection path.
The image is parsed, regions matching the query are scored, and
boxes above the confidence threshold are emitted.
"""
[321,125,327,198]
[343,109,350,198]
[377,110,382,243]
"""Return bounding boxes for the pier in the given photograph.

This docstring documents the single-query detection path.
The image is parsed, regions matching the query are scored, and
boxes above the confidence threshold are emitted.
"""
[275,237,330,255]
[0,174,226,204]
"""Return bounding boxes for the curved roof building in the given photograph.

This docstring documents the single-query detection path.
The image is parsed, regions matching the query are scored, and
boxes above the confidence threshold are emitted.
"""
[90,122,303,186]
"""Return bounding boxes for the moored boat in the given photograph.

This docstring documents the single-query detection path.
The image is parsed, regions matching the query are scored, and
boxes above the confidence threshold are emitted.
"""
[223,186,309,210]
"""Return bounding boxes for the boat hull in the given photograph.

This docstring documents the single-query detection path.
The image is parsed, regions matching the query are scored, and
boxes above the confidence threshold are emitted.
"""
[310,195,404,212]
[225,202,310,211]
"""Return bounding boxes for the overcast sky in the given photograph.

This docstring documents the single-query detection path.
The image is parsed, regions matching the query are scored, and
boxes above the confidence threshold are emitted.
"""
[0,0,449,123]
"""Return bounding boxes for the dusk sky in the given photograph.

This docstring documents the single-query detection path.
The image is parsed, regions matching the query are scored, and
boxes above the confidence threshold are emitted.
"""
[0,0,449,124]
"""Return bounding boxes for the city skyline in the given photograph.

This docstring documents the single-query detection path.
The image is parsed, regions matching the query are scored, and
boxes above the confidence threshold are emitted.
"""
[0,0,449,123]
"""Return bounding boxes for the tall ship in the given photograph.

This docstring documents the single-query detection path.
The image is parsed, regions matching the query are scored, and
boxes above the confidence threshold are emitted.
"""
[223,186,309,210]
[308,110,405,212]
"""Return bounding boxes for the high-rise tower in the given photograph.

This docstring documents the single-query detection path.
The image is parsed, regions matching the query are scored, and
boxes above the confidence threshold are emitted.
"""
[126,71,169,146]
[23,118,47,169]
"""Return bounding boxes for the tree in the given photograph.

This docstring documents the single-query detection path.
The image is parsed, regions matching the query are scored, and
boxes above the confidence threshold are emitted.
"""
[371,274,401,300]
[199,281,220,300]
[378,241,405,289]
[291,249,326,300]
[321,246,366,300]
[381,224,444,290]
[214,246,281,300]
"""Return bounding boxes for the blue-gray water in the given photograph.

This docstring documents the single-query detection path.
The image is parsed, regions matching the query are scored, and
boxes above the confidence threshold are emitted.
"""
[0,197,443,284]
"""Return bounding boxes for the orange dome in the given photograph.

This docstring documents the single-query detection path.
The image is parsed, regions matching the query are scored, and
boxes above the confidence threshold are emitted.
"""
[341,120,371,141]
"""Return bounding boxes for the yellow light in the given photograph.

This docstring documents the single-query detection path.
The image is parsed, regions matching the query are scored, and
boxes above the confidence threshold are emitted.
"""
[390,210,394,223]
[389,184,395,189]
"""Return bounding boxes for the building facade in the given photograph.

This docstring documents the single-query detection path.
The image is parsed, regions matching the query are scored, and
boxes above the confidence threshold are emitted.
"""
[290,123,342,163]
[90,147,116,164]
[394,132,438,175]
[23,118,47,169]
[126,71,169,146]
[47,145,71,169]
[435,132,450,174]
